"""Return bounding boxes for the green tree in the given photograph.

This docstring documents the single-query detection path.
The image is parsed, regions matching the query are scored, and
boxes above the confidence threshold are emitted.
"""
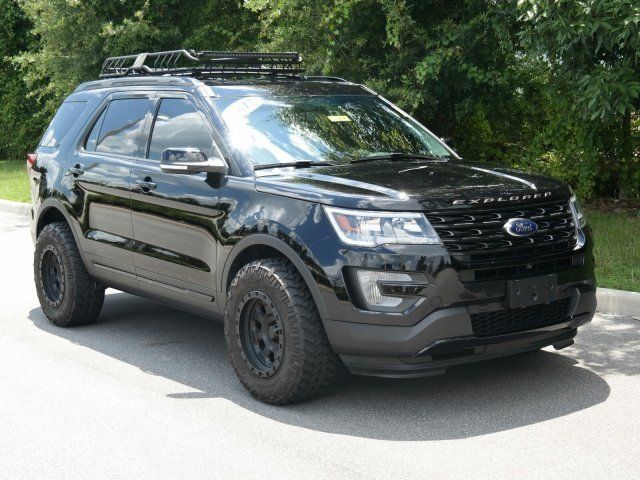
[0,0,39,157]
[518,0,640,198]
[15,0,259,125]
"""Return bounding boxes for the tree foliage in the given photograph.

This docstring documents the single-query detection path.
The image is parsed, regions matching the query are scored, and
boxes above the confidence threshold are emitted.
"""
[10,0,258,144]
[518,0,640,197]
[0,0,638,199]
[0,0,39,157]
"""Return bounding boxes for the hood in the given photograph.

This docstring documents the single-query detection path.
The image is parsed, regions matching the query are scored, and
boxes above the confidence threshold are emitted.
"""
[254,159,571,211]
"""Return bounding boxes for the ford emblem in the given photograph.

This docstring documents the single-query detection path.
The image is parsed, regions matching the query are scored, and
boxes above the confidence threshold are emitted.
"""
[503,218,538,237]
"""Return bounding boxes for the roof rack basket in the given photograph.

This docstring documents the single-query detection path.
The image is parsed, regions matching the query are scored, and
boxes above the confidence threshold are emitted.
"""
[100,50,304,79]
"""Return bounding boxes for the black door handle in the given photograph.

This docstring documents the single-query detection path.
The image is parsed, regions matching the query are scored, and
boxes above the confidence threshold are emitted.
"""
[68,165,84,176]
[136,178,157,192]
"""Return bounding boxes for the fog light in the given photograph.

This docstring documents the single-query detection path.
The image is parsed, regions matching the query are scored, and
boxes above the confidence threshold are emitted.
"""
[354,270,428,312]
[357,270,411,308]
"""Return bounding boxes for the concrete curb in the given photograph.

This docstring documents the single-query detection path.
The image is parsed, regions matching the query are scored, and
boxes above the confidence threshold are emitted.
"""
[596,288,640,318]
[0,199,31,217]
[0,198,638,317]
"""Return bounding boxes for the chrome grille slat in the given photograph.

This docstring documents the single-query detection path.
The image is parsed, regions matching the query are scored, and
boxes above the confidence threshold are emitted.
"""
[426,200,578,265]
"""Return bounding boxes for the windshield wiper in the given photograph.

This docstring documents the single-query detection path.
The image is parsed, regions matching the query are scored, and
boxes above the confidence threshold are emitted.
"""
[350,152,450,164]
[253,161,335,171]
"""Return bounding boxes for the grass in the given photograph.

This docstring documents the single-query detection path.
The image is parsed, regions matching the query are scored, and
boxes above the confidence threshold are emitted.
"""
[586,208,640,292]
[0,158,638,291]
[0,160,30,203]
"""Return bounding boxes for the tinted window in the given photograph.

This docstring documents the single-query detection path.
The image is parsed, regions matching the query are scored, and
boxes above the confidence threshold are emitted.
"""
[95,98,150,157]
[85,107,107,152]
[40,101,88,147]
[148,98,214,161]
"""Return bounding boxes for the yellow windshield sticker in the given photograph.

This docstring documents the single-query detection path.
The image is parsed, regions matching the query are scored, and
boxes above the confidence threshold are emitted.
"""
[327,115,351,122]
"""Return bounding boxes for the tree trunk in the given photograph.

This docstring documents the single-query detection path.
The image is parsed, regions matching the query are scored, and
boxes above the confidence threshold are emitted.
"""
[618,110,632,199]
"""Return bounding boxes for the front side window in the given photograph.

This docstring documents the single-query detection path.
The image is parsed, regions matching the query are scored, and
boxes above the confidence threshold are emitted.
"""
[91,98,150,157]
[147,98,215,161]
[213,95,451,166]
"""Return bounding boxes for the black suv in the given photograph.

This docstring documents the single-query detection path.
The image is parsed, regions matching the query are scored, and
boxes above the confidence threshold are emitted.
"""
[29,51,596,404]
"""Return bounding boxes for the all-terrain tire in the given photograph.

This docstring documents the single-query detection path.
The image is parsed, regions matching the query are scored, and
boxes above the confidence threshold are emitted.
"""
[224,258,338,404]
[34,222,105,327]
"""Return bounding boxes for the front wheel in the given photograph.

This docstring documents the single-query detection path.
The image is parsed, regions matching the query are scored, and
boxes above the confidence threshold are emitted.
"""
[224,258,337,404]
[34,222,104,327]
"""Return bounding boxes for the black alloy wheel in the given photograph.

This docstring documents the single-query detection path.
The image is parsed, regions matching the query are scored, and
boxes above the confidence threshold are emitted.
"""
[238,291,285,377]
[40,245,65,307]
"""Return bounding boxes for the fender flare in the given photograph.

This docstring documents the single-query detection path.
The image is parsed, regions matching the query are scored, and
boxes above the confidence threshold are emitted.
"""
[219,234,330,321]
[35,199,85,253]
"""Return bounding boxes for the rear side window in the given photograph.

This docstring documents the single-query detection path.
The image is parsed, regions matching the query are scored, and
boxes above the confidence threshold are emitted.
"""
[87,98,150,157]
[147,98,215,161]
[40,101,88,147]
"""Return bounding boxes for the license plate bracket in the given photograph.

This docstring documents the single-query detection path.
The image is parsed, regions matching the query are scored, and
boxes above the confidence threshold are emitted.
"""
[507,275,558,308]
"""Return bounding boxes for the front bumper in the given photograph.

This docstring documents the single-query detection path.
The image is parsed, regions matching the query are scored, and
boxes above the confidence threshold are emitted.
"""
[310,219,597,377]
[324,286,596,378]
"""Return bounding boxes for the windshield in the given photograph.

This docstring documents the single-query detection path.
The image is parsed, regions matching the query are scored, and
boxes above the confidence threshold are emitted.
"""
[213,95,452,166]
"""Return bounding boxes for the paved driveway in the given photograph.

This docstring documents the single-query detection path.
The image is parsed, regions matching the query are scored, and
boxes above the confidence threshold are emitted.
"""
[0,211,638,479]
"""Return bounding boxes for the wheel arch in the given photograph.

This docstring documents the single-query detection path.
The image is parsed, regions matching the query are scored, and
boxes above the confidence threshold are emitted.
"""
[35,200,84,250]
[220,234,329,321]
[36,206,67,237]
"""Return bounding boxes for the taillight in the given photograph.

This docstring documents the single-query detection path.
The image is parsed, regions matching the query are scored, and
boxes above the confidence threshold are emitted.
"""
[27,153,38,170]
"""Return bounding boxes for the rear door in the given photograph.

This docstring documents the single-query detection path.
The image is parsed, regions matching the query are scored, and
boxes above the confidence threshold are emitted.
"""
[72,93,154,290]
[130,92,226,313]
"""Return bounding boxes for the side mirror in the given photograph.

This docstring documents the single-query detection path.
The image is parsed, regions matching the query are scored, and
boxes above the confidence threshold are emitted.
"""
[160,148,228,176]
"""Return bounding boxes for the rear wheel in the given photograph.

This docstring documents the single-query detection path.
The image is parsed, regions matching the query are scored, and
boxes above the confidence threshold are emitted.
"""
[34,222,104,327]
[224,258,337,404]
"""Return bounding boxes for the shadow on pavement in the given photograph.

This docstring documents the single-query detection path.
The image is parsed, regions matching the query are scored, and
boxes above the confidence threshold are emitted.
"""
[28,291,618,441]
[563,313,640,376]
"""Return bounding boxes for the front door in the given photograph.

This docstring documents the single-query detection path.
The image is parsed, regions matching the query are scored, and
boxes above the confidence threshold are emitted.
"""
[130,93,225,313]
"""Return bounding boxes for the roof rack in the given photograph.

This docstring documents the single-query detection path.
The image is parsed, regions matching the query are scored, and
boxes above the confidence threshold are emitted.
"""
[100,50,304,79]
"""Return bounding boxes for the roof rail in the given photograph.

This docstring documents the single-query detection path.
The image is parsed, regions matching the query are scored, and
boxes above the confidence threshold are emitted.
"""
[100,50,304,79]
[74,76,198,93]
[305,76,349,83]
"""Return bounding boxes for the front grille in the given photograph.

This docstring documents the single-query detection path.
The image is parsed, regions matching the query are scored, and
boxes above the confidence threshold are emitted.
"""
[470,298,572,337]
[426,200,577,261]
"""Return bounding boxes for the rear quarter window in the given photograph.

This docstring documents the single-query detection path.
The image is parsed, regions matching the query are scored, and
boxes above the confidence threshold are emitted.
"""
[39,101,88,147]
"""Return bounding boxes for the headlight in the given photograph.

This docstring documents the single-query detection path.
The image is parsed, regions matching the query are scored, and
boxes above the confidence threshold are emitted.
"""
[569,195,586,228]
[324,207,441,247]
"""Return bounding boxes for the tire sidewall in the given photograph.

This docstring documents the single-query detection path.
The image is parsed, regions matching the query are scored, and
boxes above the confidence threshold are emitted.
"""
[34,225,79,325]
[225,265,306,401]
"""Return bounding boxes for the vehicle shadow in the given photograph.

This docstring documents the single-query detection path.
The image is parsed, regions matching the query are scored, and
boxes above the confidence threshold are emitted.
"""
[28,291,619,441]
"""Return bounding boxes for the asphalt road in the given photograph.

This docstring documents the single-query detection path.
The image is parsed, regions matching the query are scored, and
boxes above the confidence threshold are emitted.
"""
[1,211,639,479]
